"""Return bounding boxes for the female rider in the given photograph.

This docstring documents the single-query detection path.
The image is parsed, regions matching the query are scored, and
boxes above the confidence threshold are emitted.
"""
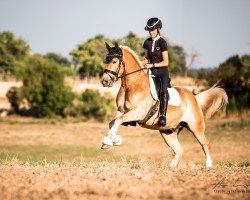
[142,17,170,126]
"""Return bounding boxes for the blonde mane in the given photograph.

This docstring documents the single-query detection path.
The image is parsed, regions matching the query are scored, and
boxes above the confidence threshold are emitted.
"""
[120,45,143,68]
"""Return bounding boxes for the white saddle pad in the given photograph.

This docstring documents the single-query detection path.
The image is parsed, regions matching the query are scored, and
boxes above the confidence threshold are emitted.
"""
[148,70,181,106]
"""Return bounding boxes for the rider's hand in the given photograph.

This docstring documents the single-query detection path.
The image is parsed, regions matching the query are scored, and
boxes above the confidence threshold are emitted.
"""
[142,58,148,66]
[144,63,153,69]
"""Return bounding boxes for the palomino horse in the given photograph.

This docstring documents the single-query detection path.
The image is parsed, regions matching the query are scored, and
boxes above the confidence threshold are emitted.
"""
[101,43,228,168]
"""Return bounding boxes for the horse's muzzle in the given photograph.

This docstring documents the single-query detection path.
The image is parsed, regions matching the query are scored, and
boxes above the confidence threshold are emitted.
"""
[101,76,114,87]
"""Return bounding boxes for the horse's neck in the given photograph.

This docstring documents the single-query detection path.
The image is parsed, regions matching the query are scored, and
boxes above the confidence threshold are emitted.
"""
[122,50,148,88]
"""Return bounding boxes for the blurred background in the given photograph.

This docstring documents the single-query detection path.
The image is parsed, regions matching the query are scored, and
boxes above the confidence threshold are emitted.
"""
[0,0,249,118]
[0,1,249,199]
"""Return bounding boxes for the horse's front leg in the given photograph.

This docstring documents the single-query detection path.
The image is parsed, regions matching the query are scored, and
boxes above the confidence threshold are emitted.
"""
[102,85,125,148]
[102,110,123,148]
[101,108,143,149]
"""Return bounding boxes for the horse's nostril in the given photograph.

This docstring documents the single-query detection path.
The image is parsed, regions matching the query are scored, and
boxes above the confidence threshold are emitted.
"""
[102,79,109,85]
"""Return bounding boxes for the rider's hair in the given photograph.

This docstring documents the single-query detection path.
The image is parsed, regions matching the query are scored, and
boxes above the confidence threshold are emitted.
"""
[157,28,161,35]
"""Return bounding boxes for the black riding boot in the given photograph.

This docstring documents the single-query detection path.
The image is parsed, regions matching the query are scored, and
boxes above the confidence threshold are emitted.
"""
[158,91,169,126]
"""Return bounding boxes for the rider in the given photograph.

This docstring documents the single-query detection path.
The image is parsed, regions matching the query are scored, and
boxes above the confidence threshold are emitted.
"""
[142,17,170,126]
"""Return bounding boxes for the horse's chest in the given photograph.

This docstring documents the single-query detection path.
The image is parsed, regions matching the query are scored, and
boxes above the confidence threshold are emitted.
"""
[124,100,133,112]
[123,90,139,111]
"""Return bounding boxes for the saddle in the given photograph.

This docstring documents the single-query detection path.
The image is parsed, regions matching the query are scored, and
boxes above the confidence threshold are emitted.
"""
[148,70,180,107]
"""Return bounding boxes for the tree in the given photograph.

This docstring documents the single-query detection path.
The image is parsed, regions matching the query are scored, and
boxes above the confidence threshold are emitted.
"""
[80,89,115,120]
[206,54,250,110]
[0,31,30,79]
[14,54,74,116]
[168,45,187,76]
[70,34,112,80]
[119,32,145,59]
[44,52,71,67]
[70,33,189,79]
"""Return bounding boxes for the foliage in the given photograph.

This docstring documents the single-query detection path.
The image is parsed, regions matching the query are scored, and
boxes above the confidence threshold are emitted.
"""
[70,34,112,79]
[168,45,187,76]
[196,67,216,81]
[80,89,115,121]
[0,31,189,81]
[202,54,250,111]
[118,32,145,59]
[70,32,188,79]
[44,52,71,67]
[6,87,19,113]
[0,31,30,79]
[43,53,76,77]
[14,55,75,117]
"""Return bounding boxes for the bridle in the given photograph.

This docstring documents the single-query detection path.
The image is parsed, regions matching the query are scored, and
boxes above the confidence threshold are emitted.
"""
[104,53,124,81]
[104,51,148,82]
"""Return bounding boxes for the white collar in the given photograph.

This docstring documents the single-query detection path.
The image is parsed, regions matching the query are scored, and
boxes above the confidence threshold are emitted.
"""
[152,34,160,41]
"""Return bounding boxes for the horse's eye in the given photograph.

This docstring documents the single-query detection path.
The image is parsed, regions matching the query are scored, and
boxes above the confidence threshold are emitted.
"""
[112,60,117,64]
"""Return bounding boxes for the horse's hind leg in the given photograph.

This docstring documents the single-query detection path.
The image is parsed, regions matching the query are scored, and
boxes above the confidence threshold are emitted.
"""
[160,130,184,168]
[187,121,212,168]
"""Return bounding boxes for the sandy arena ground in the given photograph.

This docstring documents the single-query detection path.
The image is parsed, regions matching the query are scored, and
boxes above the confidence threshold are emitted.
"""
[0,118,249,200]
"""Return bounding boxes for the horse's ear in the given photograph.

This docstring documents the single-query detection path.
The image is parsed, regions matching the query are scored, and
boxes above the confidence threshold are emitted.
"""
[115,42,119,51]
[114,42,120,53]
[105,42,111,51]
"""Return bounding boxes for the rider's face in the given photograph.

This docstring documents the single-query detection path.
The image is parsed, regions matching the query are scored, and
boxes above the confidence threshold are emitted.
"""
[149,29,158,38]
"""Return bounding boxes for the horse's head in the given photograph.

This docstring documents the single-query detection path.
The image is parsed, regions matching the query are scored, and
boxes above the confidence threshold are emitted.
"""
[101,42,124,87]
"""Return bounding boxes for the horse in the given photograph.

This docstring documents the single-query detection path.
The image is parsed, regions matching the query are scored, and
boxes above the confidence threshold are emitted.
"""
[101,42,228,168]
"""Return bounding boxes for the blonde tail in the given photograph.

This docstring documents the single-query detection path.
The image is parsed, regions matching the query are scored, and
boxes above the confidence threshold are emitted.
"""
[195,86,228,120]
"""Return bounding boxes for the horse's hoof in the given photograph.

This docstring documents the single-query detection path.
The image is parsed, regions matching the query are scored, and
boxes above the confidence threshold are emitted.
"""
[101,144,111,149]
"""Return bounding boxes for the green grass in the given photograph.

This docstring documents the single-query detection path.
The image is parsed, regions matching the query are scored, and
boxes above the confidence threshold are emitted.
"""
[225,161,234,167]
[221,118,250,129]
[0,117,86,125]
[0,145,134,164]
[237,161,250,167]
[220,161,250,168]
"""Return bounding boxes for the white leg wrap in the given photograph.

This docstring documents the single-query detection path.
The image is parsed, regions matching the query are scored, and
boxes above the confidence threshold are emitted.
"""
[110,134,119,143]
[109,124,119,135]
[206,156,213,168]
[102,123,123,146]
[111,135,123,146]
[169,159,178,168]
[102,136,113,146]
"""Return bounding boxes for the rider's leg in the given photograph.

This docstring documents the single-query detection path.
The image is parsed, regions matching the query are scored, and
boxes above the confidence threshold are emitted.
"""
[155,68,170,126]
[158,90,169,126]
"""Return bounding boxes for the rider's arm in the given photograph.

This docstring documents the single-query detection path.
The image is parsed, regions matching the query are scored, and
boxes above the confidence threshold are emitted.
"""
[153,51,169,68]
[144,51,169,68]
[142,50,149,65]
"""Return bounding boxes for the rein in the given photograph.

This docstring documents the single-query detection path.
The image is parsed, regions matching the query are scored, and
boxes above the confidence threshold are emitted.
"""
[118,67,148,79]
[104,61,148,81]
[104,46,148,81]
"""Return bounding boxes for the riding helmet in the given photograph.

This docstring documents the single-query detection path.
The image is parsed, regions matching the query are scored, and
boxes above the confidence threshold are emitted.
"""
[144,17,162,31]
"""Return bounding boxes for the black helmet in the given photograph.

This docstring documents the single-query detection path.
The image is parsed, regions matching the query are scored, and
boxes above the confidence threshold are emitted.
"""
[144,17,162,31]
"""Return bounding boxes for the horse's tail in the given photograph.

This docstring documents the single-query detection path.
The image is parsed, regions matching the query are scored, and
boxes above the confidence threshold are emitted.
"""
[195,86,228,120]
